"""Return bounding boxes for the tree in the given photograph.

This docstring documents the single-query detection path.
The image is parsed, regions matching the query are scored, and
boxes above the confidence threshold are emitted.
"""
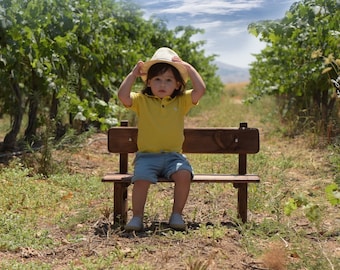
[0,0,224,151]
[247,0,339,135]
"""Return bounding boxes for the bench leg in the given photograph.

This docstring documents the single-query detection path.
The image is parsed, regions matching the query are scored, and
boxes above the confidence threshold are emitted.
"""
[234,183,248,223]
[113,182,130,225]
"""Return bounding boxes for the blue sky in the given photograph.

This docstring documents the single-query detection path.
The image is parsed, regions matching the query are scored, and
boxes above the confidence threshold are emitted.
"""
[137,0,297,68]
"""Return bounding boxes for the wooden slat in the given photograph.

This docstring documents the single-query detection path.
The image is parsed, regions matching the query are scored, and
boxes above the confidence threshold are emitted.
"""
[108,127,260,154]
[183,128,259,154]
[102,173,260,183]
[108,128,138,153]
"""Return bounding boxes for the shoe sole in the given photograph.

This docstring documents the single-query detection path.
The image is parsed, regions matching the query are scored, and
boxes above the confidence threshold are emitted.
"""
[169,223,187,231]
[125,225,143,232]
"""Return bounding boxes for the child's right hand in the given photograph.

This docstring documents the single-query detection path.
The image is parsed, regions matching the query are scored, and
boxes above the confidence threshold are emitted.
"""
[132,61,146,78]
[118,61,146,107]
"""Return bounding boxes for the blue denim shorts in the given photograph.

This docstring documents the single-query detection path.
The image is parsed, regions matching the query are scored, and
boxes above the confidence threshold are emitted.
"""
[132,152,193,184]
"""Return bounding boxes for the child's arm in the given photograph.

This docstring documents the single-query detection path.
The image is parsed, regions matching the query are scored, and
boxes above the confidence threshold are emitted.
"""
[186,64,206,104]
[172,57,206,104]
[118,61,145,107]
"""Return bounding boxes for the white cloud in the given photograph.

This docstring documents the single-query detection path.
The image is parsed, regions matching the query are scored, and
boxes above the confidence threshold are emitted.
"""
[154,0,264,16]
[192,19,246,36]
[191,20,223,30]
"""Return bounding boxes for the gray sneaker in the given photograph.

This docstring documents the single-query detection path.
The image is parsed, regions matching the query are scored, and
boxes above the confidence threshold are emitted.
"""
[125,216,143,231]
[169,213,187,231]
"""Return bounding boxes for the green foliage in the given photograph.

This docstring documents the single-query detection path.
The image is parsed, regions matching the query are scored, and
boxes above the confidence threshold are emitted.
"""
[247,0,340,135]
[325,183,340,205]
[284,193,323,229]
[284,193,309,215]
[0,0,223,150]
[284,198,299,216]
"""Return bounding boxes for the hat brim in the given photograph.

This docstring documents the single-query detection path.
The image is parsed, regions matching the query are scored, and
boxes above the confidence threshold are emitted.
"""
[141,60,189,82]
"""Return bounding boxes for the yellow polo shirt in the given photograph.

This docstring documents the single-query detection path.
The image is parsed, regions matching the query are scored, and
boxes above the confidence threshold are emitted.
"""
[128,90,195,153]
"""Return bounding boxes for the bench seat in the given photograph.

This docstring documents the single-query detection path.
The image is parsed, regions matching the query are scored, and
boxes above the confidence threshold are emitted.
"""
[102,173,260,183]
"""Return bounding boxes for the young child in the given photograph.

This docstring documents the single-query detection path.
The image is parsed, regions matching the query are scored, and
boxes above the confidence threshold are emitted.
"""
[118,47,206,231]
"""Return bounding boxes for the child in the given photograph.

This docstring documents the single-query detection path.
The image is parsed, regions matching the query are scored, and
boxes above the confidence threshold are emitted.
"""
[118,47,206,231]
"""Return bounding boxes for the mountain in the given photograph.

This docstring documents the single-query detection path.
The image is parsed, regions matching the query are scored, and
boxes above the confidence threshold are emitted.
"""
[215,61,250,83]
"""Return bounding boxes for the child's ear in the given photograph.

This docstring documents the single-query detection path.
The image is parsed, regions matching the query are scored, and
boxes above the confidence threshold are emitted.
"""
[176,81,181,89]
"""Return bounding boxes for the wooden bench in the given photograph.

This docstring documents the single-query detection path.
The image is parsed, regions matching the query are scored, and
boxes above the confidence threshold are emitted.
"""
[102,120,260,225]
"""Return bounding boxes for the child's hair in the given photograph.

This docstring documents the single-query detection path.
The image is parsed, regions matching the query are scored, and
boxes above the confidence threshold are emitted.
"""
[142,63,186,98]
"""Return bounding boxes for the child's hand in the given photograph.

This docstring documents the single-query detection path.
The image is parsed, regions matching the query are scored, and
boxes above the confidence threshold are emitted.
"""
[132,61,147,78]
[172,56,190,70]
[172,56,184,64]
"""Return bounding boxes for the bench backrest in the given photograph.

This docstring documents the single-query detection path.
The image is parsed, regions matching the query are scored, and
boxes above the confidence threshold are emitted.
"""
[108,121,260,175]
[108,123,260,154]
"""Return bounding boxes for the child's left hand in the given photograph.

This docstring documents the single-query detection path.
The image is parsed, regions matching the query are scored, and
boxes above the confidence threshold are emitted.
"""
[172,56,190,70]
[172,56,183,64]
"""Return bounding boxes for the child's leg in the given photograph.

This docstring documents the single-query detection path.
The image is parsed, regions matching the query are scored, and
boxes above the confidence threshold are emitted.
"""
[171,170,191,214]
[125,180,150,231]
[132,180,151,217]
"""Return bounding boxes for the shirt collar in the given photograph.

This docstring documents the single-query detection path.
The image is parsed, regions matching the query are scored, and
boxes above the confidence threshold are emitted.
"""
[144,93,173,101]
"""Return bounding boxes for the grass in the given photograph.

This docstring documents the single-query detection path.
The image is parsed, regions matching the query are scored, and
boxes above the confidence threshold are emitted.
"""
[0,162,105,252]
[0,82,339,269]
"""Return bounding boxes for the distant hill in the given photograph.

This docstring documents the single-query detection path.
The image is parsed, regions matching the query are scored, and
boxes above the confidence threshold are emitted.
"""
[215,61,249,83]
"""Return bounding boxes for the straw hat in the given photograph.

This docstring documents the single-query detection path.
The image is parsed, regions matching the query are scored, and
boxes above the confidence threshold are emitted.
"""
[141,47,189,82]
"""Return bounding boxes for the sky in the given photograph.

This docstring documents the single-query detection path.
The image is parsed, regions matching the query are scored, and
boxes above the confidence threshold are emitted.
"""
[137,0,298,68]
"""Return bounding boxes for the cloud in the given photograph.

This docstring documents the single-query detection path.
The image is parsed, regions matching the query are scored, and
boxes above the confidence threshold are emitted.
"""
[147,0,264,16]
[191,20,223,30]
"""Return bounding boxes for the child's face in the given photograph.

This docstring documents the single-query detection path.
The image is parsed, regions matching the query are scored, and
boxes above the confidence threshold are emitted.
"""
[147,69,181,99]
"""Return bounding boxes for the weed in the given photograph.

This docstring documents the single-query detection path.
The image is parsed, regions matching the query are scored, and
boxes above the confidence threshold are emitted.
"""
[186,256,212,270]
[325,183,340,206]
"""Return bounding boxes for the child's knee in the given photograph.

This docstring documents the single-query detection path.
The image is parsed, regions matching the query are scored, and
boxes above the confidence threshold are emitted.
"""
[172,170,192,182]
[133,180,151,189]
